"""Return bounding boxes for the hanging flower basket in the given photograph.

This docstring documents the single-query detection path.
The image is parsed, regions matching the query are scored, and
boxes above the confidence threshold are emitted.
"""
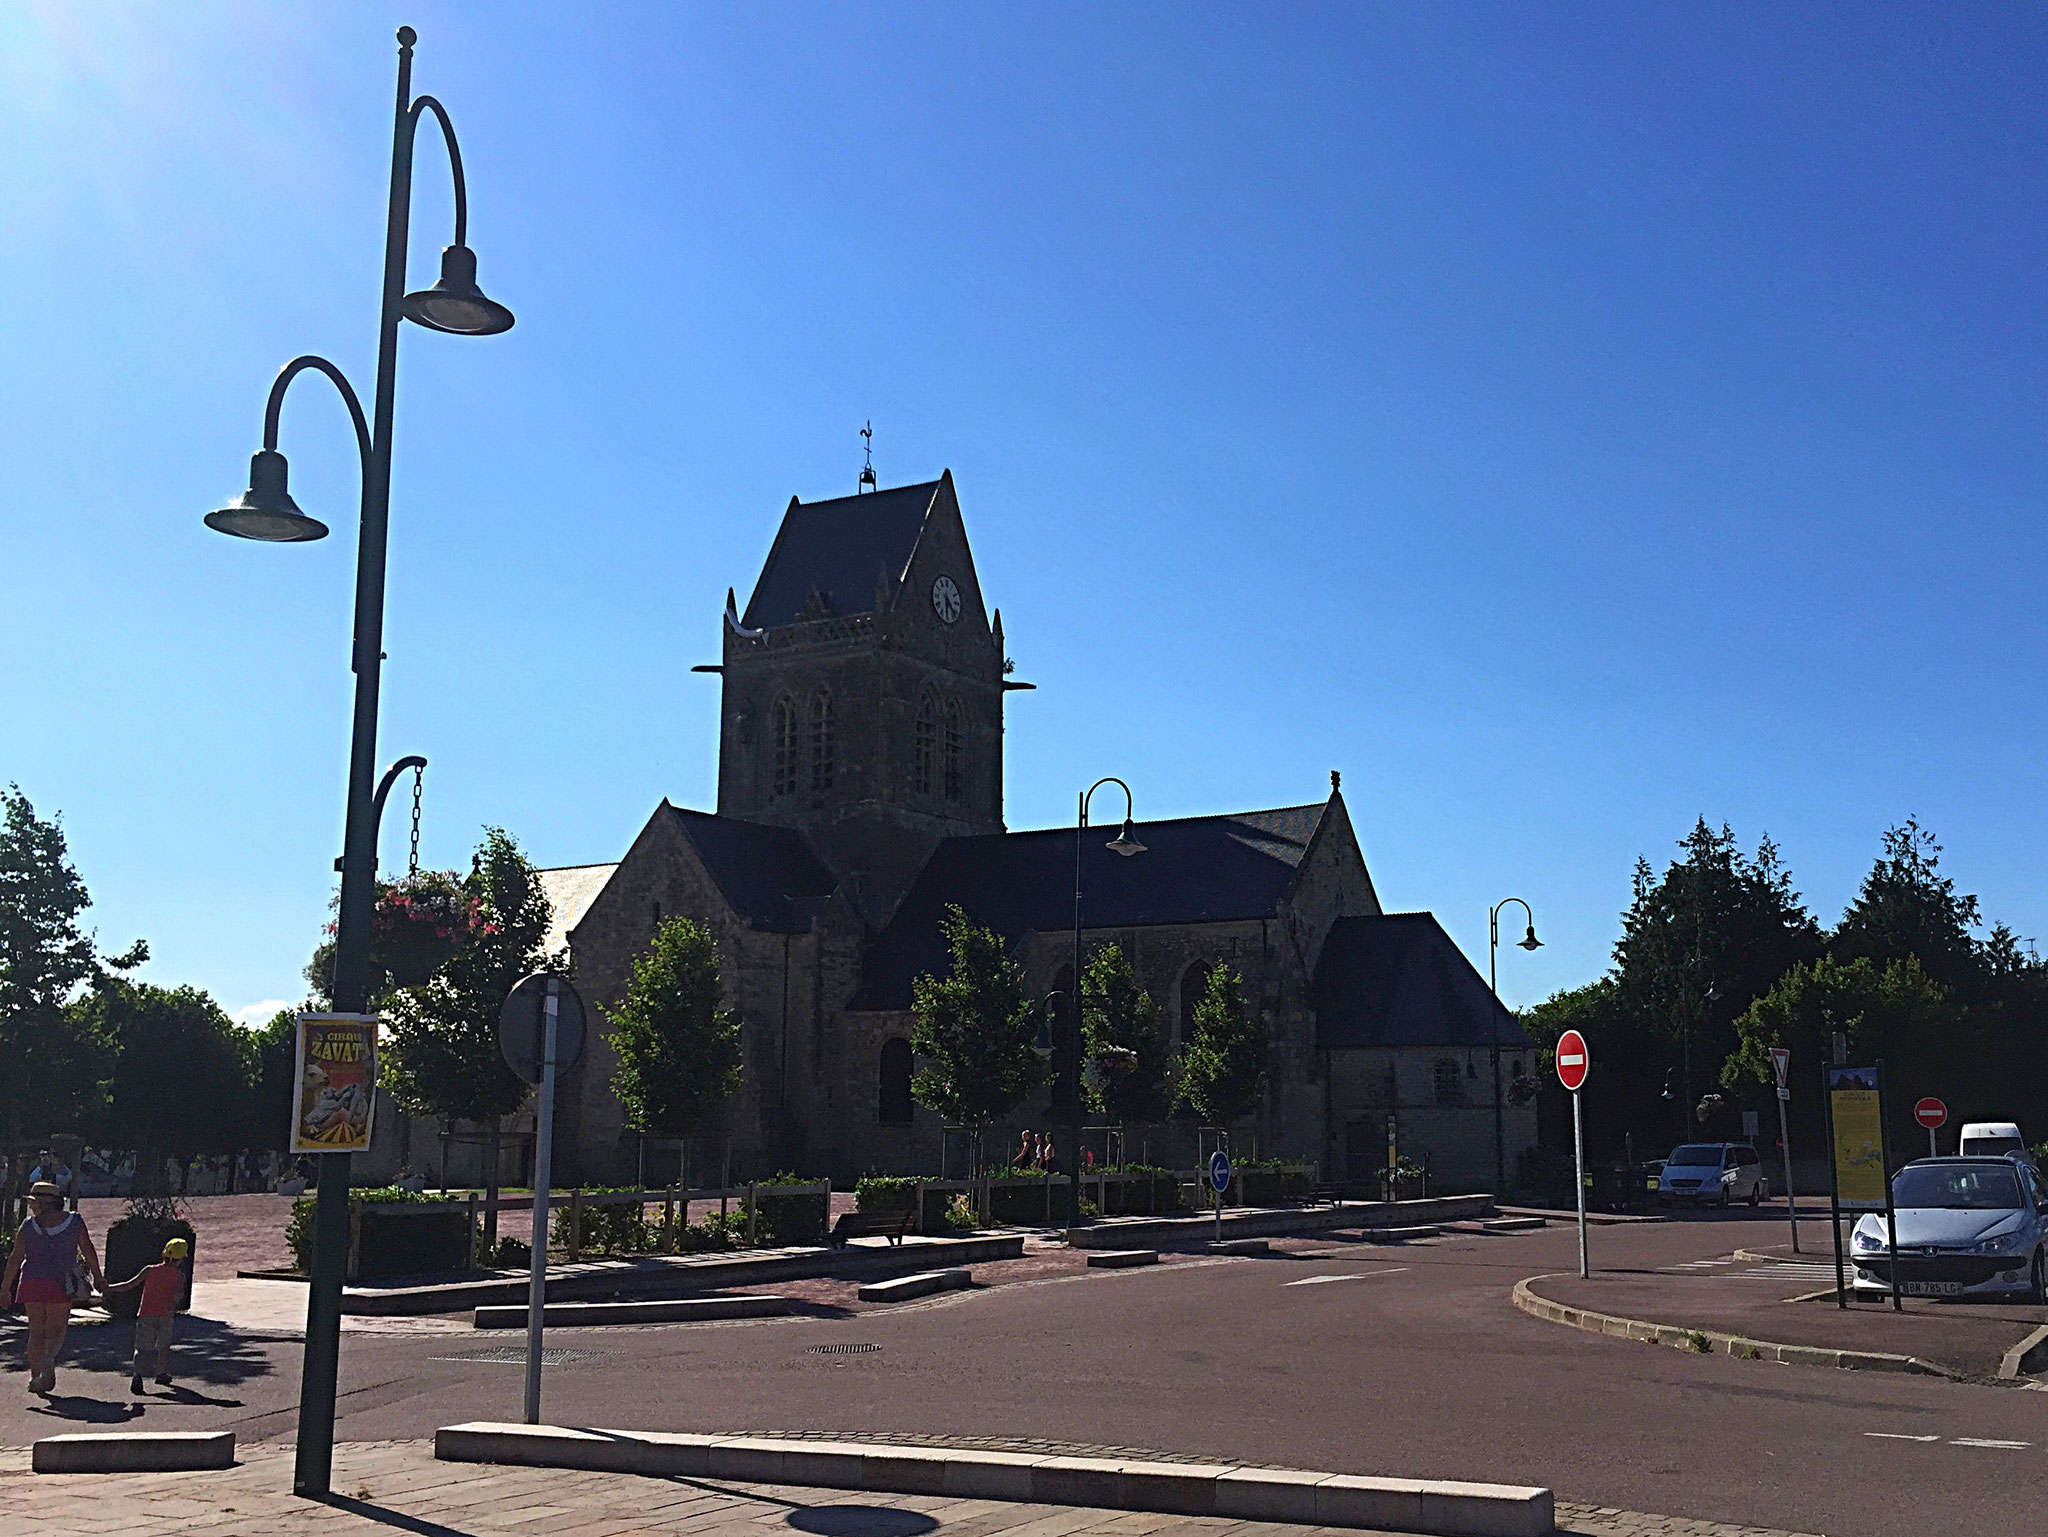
[371,871,472,986]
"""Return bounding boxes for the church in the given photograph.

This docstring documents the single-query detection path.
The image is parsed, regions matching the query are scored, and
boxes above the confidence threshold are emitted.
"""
[494,473,1536,1194]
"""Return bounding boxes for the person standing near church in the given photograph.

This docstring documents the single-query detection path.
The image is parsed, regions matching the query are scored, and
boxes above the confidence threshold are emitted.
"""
[0,1182,104,1395]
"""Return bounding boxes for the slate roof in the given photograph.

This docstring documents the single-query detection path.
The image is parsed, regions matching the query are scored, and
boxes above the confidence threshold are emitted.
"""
[850,804,1328,1009]
[741,480,944,629]
[667,805,839,933]
[1311,913,1527,1049]
[537,863,620,954]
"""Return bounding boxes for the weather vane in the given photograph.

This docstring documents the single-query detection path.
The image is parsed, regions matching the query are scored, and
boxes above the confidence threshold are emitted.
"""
[859,421,876,493]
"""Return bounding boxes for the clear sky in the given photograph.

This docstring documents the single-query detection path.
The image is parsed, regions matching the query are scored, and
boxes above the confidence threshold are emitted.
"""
[4,4,2044,1025]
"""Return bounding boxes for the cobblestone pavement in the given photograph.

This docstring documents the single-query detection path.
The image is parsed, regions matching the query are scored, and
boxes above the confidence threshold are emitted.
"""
[0,1438,1820,1537]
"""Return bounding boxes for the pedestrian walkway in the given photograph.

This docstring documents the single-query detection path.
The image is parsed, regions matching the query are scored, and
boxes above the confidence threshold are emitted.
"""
[0,1438,1820,1537]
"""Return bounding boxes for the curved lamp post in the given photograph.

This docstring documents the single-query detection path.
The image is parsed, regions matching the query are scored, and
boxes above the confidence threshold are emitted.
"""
[205,27,512,1499]
[1487,898,1541,1195]
[1069,779,1144,1232]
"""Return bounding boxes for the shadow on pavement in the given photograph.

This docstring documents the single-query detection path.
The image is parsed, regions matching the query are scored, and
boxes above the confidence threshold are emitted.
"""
[789,1508,939,1537]
[27,1394,144,1423]
[0,1314,276,1388]
[314,1494,475,1537]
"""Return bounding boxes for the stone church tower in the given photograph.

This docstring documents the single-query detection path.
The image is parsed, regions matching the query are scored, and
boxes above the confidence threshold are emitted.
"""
[715,470,1008,927]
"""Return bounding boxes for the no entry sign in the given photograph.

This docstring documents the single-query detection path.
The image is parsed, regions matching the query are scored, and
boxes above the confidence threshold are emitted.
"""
[1914,1097,1948,1130]
[1555,1030,1590,1093]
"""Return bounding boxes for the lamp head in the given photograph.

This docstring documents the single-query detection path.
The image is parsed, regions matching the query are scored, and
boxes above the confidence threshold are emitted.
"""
[1107,818,1145,857]
[1518,924,1542,952]
[205,449,329,542]
[402,244,515,335]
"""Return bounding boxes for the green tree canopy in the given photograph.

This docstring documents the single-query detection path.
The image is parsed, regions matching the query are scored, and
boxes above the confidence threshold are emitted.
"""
[1080,942,1172,1123]
[1723,954,1967,1154]
[1175,962,1264,1131]
[909,906,1042,1138]
[605,917,743,1141]
[1832,819,1986,998]
[81,979,250,1192]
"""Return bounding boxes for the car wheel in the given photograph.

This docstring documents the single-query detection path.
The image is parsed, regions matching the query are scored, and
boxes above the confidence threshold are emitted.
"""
[1720,1187,1731,1209]
[2030,1250,2045,1307]
[1748,1178,1762,1207]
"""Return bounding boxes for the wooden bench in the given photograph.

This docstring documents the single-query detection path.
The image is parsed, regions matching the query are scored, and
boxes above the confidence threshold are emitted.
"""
[828,1210,911,1248]
[1308,1183,1347,1206]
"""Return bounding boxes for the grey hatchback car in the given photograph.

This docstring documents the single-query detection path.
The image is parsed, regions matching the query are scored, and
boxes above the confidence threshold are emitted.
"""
[1852,1157,2048,1302]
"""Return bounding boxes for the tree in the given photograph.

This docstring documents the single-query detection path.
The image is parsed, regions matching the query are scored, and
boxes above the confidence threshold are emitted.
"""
[909,906,1042,1170]
[82,979,251,1194]
[1175,962,1265,1134]
[1723,955,1967,1155]
[382,828,551,1241]
[1080,943,1172,1124]
[605,918,743,1161]
[0,786,143,1144]
[1833,819,1986,999]
[241,1008,301,1160]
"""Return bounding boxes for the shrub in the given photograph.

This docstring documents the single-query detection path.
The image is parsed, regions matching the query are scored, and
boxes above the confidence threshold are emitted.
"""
[942,1193,976,1231]
[746,1174,828,1245]
[854,1176,919,1215]
[491,1235,531,1267]
[678,1211,746,1252]
[287,1185,463,1278]
[550,1190,660,1255]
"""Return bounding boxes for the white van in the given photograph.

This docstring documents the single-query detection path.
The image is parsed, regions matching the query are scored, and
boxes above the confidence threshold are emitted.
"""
[1958,1122,2029,1159]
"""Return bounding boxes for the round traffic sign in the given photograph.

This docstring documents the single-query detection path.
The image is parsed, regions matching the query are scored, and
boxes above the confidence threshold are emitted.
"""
[498,971,587,1084]
[1914,1097,1948,1130]
[1207,1150,1232,1194]
[1555,1030,1590,1093]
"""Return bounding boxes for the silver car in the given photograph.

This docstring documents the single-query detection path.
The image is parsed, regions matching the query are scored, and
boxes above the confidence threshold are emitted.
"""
[1851,1157,2047,1302]
[1658,1143,1769,1207]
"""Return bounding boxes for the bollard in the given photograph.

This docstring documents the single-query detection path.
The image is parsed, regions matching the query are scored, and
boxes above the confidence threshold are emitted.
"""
[467,1193,479,1266]
[568,1188,582,1264]
[663,1184,676,1253]
[746,1182,758,1248]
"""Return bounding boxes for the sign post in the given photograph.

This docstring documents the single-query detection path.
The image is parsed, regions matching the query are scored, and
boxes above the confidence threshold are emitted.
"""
[1207,1149,1232,1244]
[498,971,586,1425]
[1914,1097,1947,1160]
[1769,1047,1797,1253]
[1827,1063,1900,1312]
[1556,1029,1590,1279]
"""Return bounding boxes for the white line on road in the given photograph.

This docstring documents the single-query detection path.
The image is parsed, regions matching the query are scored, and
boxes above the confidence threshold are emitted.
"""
[1951,1439,2032,1450]
[1864,1433,1940,1442]
[1283,1269,1409,1287]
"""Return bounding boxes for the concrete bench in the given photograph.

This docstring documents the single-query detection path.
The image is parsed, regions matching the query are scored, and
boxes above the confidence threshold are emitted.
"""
[1483,1216,1546,1233]
[473,1295,791,1328]
[1205,1238,1270,1256]
[1358,1225,1439,1242]
[1086,1249,1159,1269]
[857,1268,969,1302]
[34,1431,235,1473]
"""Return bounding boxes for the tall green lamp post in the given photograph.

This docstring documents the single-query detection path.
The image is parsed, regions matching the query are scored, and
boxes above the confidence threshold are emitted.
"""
[204,26,513,1498]
[1068,778,1144,1231]
[1487,898,1541,1195]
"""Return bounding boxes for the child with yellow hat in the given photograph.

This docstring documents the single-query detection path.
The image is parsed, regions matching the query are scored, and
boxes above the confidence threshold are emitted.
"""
[103,1237,190,1395]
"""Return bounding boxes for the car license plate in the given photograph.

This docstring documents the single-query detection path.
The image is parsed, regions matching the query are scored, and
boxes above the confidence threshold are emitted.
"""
[1645,1178,1659,1191]
[1902,1281,1963,1297]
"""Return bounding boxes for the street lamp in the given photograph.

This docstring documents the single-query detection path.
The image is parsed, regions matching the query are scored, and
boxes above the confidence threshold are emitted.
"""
[205,27,512,1500]
[1487,898,1542,1195]
[1069,779,1144,1233]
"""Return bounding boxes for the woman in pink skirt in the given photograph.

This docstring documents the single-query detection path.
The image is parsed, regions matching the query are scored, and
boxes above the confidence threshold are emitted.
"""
[0,1181,105,1394]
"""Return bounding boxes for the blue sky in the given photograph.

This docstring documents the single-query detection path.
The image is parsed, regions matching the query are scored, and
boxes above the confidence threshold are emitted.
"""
[4,4,2044,1024]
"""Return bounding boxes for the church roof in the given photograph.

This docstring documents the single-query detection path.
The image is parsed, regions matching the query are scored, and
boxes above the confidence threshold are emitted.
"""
[850,803,1329,1009]
[537,862,619,954]
[667,805,838,933]
[741,480,944,629]
[1311,913,1528,1050]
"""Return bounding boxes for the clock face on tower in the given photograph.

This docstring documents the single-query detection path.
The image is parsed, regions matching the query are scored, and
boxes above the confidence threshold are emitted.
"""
[931,574,962,624]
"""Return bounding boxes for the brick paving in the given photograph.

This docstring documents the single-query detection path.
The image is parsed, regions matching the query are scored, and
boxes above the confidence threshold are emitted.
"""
[0,1438,1821,1537]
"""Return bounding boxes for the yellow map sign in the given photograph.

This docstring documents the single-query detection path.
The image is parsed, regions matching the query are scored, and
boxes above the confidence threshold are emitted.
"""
[1828,1065,1887,1209]
[291,1013,379,1154]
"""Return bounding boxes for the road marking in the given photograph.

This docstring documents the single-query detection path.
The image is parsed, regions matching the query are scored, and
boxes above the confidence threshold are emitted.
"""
[1283,1269,1409,1287]
[1864,1433,1939,1442]
[1951,1439,2031,1450]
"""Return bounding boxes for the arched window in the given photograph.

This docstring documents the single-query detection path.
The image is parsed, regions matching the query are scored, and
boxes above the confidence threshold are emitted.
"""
[943,698,964,802]
[878,1038,914,1125]
[771,697,798,796]
[809,689,835,791]
[1433,1058,1465,1107]
[914,692,937,796]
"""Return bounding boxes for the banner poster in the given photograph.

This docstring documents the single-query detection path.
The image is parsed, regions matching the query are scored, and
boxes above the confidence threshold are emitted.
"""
[1828,1064,1887,1209]
[291,1013,379,1155]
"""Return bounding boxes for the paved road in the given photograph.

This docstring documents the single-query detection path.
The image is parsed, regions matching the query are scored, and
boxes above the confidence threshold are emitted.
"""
[6,1210,2044,1537]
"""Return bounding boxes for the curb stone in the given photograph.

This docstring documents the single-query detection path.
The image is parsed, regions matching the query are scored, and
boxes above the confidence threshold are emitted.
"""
[33,1431,235,1474]
[435,1423,1554,1537]
[1511,1274,1967,1379]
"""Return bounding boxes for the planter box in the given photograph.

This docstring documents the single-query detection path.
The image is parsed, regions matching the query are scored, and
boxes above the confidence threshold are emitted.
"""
[353,1203,472,1281]
[103,1219,194,1320]
[747,1189,827,1246]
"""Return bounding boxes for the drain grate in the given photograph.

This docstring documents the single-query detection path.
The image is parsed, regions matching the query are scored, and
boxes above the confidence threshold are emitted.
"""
[435,1346,606,1367]
[810,1342,881,1355]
